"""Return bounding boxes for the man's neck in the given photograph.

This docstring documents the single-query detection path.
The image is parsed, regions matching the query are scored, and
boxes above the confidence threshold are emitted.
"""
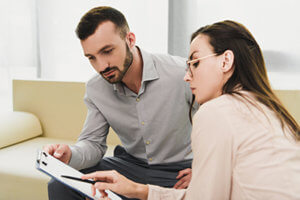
[122,46,143,94]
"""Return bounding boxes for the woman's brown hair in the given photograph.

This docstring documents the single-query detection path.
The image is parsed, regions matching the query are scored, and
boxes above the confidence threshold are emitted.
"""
[189,20,299,140]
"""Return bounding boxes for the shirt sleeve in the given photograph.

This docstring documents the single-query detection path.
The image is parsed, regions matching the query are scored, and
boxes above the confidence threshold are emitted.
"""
[147,101,235,200]
[69,94,109,170]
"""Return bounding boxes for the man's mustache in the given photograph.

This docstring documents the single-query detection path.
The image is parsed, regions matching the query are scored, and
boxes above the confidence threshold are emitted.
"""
[100,66,118,75]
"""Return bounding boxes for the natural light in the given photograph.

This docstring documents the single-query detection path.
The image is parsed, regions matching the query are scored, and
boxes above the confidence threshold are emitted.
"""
[0,0,299,112]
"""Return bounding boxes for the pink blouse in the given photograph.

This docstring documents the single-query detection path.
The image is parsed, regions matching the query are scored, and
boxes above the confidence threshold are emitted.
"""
[148,92,300,200]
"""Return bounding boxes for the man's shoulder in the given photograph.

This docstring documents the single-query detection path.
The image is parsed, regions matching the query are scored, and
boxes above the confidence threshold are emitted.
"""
[85,74,116,99]
[86,74,105,87]
[151,52,186,69]
[85,74,111,92]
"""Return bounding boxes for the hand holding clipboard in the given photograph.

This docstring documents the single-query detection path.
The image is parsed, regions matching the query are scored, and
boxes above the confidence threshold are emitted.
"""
[36,150,121,200]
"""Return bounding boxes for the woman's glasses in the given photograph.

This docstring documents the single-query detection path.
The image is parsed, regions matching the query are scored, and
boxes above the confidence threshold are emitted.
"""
[185,53,217,77]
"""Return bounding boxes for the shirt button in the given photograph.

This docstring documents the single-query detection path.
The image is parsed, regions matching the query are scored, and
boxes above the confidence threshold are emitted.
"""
[136,98,140,102]
[149,158,153,161]
[141,121,145,125]
[146,140,150,145]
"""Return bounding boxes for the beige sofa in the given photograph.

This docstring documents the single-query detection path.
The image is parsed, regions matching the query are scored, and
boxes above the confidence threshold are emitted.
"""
[0,80,121,200]
[0,79,299,200]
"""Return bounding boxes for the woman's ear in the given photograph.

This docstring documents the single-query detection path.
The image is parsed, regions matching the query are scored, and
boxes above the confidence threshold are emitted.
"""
[126,32,136,49]
[221,50,234,73]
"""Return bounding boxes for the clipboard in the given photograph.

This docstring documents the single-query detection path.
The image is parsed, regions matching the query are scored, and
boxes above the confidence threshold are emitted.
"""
[36,150,121,200]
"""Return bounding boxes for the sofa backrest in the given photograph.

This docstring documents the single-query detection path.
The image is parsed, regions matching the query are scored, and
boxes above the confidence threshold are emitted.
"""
[12,80,299,143]
[13,79,121,145]
[274,90,300,124]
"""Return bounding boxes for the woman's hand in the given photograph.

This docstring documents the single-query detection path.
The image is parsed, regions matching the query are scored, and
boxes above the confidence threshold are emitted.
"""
[82,170,148,200]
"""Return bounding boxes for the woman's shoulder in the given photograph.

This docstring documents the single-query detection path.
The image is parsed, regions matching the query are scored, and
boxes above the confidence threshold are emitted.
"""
[193,91,259,126]
[196,93,241,114]
[191,94,239,143]
[193,94,234,124]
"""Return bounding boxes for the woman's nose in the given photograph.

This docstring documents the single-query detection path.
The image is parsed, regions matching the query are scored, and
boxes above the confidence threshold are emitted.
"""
[184,71,192,82]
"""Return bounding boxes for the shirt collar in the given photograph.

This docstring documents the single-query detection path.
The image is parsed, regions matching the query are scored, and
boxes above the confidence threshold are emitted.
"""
[113,46,159,94]
[139,47,159,82]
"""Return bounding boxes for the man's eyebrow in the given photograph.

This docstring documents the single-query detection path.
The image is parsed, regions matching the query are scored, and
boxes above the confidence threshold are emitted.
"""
[84,44,114,57]
[97,44,114,54]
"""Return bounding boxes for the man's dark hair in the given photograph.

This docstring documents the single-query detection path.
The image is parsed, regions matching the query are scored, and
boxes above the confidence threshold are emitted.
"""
[76,6,129,40]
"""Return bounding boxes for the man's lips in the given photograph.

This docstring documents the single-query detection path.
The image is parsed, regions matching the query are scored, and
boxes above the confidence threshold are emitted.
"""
[103,69,115,77]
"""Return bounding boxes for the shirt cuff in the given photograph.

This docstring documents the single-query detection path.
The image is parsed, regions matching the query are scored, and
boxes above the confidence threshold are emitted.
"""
[68,145,83,170]
[147,184,186,200]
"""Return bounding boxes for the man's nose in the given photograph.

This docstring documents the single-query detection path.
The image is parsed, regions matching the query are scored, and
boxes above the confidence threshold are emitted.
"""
[94,59,109,73]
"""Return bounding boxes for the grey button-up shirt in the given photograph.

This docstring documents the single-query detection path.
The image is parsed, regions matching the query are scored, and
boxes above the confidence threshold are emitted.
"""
[70,48,196,170]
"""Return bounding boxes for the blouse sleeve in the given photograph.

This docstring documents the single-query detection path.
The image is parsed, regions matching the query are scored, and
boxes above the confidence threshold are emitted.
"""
[147,185,186,200]
[185,101,235,199]
[147,100,235,200]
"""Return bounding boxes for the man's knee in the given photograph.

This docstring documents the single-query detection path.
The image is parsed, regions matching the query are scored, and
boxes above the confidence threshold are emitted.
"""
[48,178,67,199]
[48,178,64,193]
[48,178,84,200]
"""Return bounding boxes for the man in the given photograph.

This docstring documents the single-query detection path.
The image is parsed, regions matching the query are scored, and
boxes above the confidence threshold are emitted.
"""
[45,6,196,200]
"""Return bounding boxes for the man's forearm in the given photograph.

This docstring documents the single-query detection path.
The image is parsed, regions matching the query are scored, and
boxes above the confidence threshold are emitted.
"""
[69,141,106,170]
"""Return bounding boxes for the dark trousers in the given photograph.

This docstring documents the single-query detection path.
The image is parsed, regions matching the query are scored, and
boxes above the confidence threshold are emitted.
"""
[48,146,192,200]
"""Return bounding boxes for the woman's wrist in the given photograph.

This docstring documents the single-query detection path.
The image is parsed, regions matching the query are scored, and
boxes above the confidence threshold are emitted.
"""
[134,183,148,200]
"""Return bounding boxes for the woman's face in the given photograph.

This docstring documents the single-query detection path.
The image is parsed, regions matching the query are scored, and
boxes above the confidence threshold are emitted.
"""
[184,34,233,104]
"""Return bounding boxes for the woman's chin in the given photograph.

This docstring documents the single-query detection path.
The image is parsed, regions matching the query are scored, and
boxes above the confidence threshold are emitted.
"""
[195,96,203,105]
[196,95,213,105]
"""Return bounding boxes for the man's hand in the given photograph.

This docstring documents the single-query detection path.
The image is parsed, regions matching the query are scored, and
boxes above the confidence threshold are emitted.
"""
[43,144,72,164]
[173,168,192,189]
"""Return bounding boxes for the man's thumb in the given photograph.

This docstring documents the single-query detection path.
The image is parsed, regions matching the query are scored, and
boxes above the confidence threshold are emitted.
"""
[54,145,65,158]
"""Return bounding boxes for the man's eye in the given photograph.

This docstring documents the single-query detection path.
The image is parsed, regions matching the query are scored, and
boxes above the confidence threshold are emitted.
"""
[103,49,113,54]
[193,61,199,67]
[88,56,95,60]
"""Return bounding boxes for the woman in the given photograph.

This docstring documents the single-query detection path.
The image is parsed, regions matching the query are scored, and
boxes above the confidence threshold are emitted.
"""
[82,20,300,200]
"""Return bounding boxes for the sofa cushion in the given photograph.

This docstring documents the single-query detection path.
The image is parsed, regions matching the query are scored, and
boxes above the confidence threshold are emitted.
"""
[0,136,116,200]
[0,111,42,149]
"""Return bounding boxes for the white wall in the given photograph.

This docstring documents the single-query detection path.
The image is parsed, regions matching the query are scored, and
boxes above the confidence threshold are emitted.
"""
[0,0,38,111]
[169,0,300,89]
[196,0,300,89]
[1,0,299,111]
[38,0,169,81]
[194,0,300,70]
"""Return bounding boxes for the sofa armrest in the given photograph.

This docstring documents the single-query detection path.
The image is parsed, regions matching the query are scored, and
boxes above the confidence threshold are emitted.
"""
[0,111,42,149]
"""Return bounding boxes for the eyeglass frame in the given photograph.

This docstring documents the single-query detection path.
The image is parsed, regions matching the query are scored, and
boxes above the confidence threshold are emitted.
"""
[185,53,217,77]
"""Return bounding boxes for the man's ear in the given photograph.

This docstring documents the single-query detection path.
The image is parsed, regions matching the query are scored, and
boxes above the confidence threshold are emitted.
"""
[126,32,136,48]
[221,50,234,73]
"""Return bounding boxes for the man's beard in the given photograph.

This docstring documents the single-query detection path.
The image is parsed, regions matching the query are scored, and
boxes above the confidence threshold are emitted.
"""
[100,44,133,84]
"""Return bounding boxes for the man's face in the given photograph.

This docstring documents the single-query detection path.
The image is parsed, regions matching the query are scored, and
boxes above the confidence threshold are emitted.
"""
[81,21,133,84]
